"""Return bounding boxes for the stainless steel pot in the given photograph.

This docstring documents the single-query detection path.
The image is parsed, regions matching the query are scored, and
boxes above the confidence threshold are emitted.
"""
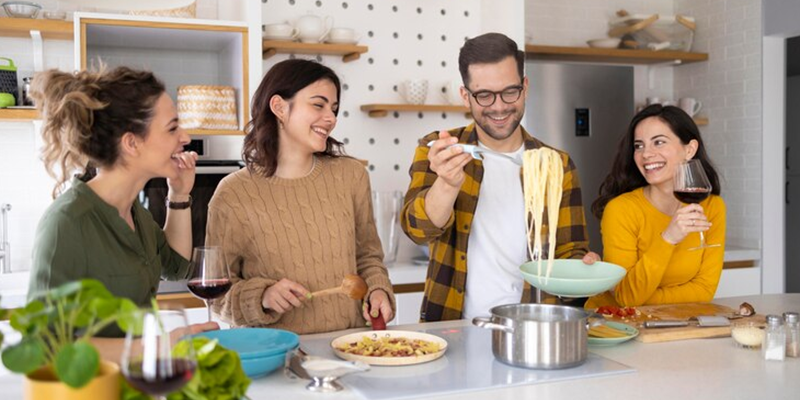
[472,303,594,369]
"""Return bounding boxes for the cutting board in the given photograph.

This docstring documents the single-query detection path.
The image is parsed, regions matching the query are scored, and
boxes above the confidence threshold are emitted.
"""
[604,302,765,344]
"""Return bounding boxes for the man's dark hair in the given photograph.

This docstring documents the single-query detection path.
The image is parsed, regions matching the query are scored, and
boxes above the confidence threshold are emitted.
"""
[458,32,525,87]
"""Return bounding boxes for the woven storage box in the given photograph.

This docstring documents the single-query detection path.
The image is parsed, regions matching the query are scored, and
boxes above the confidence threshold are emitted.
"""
[177,85,238,130]
[129,1,196,18]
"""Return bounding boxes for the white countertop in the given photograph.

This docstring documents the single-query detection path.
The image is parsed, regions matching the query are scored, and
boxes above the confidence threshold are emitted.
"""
[1,294,797,400]
[0,246,761,306]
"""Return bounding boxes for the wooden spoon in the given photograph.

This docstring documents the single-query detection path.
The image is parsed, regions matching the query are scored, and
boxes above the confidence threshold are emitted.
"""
[310,274,367,300]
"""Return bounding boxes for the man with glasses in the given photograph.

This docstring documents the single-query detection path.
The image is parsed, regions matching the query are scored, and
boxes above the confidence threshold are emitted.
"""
[400,33,599,322]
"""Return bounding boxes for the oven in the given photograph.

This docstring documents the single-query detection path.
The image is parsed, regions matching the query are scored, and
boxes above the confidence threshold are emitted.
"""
[140,137,244,249]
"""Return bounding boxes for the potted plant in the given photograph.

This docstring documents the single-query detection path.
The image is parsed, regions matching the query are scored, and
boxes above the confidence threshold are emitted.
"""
[0,279,139,400]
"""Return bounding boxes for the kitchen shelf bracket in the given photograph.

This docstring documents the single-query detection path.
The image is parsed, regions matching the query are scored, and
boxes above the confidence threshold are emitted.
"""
[30,29,43,72]
[647,59,682,89]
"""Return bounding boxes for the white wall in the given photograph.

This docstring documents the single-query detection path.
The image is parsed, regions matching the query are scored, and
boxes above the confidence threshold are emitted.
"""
[674,0,763,249]
[762,0,800,38]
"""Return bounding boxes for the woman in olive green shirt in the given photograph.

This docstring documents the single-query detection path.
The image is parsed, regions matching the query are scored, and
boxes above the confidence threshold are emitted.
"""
[27,67,217,346]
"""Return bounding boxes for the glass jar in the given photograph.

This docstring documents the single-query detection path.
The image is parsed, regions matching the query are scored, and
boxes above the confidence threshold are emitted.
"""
[784,312,800,358]
[763,314,785,361]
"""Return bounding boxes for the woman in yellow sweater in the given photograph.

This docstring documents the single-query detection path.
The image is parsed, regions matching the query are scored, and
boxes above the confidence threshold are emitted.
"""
[587,104,726,308]
[206,59,394,334]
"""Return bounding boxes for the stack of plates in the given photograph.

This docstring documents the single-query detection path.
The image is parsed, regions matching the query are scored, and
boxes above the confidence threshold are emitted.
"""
[196,328,299,378]
[263,34,296,41]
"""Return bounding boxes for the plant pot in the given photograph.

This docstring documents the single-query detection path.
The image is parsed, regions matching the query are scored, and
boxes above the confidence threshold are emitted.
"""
[24,361,120,400]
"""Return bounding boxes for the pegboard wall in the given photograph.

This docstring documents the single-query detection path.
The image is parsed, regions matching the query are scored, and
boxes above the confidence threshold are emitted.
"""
[260,0,482,193]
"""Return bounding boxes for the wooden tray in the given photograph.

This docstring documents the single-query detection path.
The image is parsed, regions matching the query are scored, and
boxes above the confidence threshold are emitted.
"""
[601,302,764,343]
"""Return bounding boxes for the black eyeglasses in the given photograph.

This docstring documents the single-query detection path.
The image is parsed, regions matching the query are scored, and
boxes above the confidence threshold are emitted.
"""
[465,84,524,107]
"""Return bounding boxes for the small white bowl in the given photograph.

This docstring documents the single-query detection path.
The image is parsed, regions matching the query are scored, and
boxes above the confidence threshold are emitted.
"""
[2,1,41,18]
[43,10,66,20]
[587,38,622,49]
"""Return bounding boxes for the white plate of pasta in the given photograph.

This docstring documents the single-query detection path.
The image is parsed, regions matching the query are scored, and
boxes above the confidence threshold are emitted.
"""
[331,330,448,366]
[519,259,626,298]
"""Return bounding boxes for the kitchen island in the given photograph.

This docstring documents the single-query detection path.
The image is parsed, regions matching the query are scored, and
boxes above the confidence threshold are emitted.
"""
[1,294,797,399]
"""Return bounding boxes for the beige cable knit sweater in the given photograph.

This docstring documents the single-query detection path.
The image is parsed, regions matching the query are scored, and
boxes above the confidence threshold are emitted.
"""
[206,156,395,334]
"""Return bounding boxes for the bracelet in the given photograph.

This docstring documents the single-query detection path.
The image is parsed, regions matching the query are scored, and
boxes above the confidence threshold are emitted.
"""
[166,195,192,210]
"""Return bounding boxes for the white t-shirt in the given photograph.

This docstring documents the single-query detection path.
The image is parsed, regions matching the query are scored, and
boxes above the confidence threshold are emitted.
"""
[462,143,528,320]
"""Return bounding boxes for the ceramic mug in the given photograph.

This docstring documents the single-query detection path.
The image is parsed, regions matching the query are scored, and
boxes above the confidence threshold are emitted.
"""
[399,79,428,105]
[263,23,298,40]
[439,81,463,105]
[646,97,661,106]
[679,97,703,117]
[326,27,359,43]
[295,14,332,43]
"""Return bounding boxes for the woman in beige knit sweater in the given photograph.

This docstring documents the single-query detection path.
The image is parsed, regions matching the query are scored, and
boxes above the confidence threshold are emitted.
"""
[207,59,395,334]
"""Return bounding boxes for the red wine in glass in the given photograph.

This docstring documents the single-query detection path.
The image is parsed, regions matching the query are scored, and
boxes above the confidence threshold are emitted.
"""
[125,358,196,396]
[673,187,711,204]
[673,160,719,249]
[187,278,231,300]
[188,246,230,322]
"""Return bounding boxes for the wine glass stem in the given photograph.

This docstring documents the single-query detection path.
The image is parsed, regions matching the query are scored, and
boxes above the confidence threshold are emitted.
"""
[699,231,706,247]
[206,299,212,323]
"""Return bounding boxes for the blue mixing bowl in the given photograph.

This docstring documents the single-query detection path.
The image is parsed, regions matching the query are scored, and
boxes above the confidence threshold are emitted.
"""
[239,349,293,378]
[195,328,299,359]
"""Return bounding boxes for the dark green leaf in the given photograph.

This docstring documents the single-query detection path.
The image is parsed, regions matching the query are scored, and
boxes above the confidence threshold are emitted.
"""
[54,341,99,388]
[47,281,85,300]
[9,300,45,332]
[1,337,46,374]
[88,298,119,320]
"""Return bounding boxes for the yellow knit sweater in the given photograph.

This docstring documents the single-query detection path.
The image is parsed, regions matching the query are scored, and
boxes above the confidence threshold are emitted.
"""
[207,156,394,334]
[586,187,726,308]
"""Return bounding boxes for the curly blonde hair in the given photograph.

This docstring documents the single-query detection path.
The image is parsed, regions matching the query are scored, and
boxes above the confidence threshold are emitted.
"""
[31,66,165,198]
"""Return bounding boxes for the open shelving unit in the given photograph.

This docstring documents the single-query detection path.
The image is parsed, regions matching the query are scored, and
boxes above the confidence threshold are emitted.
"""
[262,40,368,63]
[77,14,250,136]
[361,104,470,118]
[525,44,708,65]
[0,109,38,121]
[0,17,73,40]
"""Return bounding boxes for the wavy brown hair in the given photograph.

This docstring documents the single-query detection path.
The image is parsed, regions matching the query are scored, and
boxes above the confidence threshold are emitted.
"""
[31,66,166,198]
[591,104,721,219]
[243,59,345,177]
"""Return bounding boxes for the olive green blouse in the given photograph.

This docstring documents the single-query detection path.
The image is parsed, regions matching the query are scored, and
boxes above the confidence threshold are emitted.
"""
[29,179,191,331]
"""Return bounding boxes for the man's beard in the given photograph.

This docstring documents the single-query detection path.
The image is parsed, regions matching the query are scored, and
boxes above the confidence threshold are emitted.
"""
[473,106,524,141]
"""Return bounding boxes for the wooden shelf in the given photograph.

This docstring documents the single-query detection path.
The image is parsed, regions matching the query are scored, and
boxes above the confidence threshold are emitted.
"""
[361,104,470,118]
[0,17,73,40]
[262,40,368,63]
[694,117,708,126]
[525,45,708,65]
[185,129,245,136]
[0,109,38,121]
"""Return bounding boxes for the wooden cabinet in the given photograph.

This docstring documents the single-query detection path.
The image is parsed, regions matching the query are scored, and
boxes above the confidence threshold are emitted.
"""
[75,15,249,135]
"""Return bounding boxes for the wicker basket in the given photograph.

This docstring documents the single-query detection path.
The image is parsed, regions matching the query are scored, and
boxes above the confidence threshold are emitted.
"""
[177,85,238,131]
[129,1,196,18]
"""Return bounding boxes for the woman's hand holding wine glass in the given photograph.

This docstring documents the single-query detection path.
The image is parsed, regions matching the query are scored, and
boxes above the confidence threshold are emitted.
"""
[672,159,719,250]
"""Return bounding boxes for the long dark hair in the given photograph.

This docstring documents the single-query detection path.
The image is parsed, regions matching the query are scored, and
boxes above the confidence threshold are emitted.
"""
[31,66,165,198]
[243,59,345,176]
[591,104,721,219]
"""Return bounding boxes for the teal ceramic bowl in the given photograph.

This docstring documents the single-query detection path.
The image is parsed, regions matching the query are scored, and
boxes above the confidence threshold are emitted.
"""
[195,328,299,359]
[588,321,639,346]
[519,259,626,298]
[239,350,292,378]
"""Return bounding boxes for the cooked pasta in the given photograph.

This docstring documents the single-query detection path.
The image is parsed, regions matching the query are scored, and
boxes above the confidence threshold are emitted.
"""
[522,148,563,282]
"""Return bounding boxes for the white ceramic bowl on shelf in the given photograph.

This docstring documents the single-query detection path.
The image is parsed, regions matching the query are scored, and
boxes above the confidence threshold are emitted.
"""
[586,38,622,49]
[2,1,42,18]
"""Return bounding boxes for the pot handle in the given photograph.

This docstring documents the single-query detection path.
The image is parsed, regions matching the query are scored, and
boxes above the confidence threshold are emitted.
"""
[472,316,515,334]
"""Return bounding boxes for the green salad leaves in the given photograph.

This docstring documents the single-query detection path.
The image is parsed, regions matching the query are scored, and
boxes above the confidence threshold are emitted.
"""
[122,336,251,400]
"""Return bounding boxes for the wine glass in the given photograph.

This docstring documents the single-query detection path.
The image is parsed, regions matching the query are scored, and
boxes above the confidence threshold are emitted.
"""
[121,306,197,400]
[673,159,719,250]
[187,246,231,322]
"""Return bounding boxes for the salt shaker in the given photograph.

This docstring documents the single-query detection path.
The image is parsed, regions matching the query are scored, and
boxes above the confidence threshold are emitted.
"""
[763,314,786,361]
[784,312,800,358]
